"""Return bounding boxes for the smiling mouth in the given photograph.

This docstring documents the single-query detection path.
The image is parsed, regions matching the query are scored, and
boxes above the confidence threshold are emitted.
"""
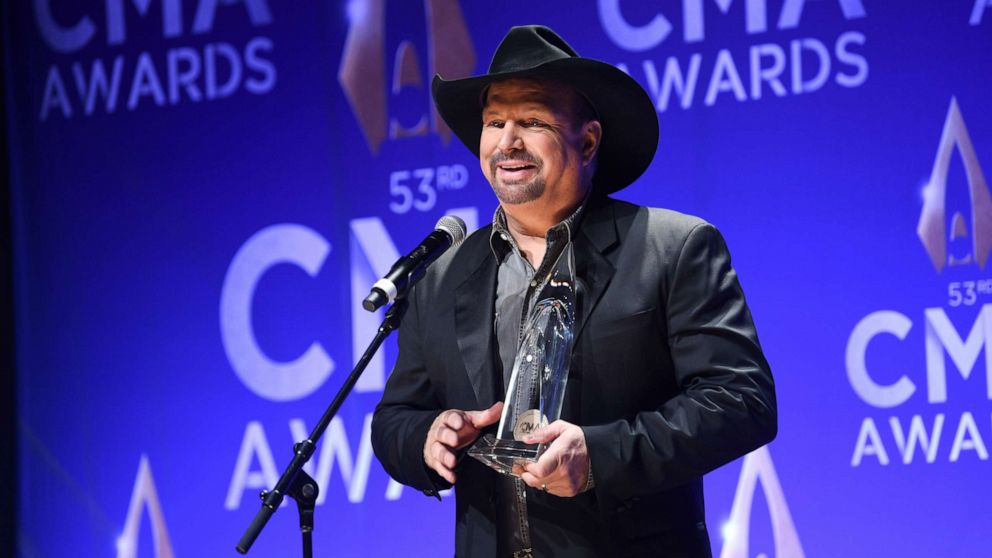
[499,164,535,171]
[490,154,541,180]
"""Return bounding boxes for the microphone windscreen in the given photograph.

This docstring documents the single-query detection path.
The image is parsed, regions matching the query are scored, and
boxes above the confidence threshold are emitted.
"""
[435,215,467,247]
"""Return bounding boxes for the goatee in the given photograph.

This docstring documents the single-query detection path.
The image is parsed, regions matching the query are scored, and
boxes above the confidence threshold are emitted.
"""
[489,151,545,205]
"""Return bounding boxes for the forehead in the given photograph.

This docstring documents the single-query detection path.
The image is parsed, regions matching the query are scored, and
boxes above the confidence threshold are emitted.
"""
[482,79,570,112]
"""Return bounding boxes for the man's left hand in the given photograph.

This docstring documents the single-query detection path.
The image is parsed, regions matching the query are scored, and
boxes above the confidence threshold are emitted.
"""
[518,420,591,497]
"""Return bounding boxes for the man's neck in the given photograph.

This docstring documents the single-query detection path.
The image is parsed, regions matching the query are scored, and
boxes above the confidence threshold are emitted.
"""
[502,211,550,268]
[500,190,587,268]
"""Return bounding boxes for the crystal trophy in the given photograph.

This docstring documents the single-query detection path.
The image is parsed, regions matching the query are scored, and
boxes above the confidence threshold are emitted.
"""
[469,243,576,477]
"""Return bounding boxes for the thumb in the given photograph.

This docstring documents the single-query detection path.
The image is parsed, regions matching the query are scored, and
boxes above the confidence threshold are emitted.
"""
[523,419,567,445]
[466,401,504,429]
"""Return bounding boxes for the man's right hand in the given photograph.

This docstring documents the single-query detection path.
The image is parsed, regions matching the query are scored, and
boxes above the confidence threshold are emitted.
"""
[424,401,503,484]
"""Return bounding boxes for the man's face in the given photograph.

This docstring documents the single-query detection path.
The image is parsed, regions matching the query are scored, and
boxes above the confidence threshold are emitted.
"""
[480,79,595,207]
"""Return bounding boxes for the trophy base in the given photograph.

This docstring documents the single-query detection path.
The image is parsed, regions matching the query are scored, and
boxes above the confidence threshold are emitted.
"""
[467,435,542,477]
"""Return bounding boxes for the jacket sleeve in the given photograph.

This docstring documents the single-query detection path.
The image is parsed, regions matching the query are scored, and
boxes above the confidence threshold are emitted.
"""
[582,222,777,502]
[370,287,452,496]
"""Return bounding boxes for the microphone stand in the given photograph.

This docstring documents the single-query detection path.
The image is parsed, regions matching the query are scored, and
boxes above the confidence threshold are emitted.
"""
[236,299,409,557]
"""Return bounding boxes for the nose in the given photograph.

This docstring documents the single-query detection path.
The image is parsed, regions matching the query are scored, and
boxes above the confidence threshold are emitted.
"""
[496,121,523,153]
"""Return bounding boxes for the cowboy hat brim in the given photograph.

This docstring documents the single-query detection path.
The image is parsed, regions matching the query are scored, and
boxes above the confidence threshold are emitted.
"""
[431,54,659,193]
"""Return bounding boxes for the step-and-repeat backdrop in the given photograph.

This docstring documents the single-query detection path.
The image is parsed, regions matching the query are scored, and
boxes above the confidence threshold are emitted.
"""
[6,1,991,556]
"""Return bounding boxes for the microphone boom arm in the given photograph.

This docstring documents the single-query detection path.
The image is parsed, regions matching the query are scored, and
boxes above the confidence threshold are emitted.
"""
[235,299,410,556]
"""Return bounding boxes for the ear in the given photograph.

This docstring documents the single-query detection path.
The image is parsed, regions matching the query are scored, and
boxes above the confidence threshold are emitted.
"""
[581,120,602,165]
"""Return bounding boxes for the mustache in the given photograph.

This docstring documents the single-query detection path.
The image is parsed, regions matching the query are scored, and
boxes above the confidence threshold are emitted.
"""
[489,151,542,175]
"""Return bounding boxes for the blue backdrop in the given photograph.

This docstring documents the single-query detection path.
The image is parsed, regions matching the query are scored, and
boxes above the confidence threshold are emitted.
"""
[5,1,991,556]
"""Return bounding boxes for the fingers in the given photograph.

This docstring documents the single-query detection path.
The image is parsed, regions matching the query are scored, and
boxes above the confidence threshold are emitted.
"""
[465,401,504,429]
[517,420,590,497]
[435,410,475,450]
[424,411,462,483]
[519,470,544,489]
[519,466,569,496]
[441,410,466,431]
[427,441,458,484]
[524,447,559,478]
[519,442,562,491]
[429,438,458,469]
[425,405,505,484]
[523,419,567,445]
[520,464,580,497]
[436,412,467,448]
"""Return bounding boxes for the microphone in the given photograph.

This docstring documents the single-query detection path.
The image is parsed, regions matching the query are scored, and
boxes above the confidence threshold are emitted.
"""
[362,215,467,312]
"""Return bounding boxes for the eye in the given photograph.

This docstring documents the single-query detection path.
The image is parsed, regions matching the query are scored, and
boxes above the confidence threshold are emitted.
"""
[485,119,505,128]
[522,119,547,128]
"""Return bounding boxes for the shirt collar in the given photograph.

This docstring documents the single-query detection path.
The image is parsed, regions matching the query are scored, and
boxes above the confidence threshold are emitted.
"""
[489,194,589,261]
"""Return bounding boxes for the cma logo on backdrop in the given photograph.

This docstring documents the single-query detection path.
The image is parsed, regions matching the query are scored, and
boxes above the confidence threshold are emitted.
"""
[598,0,869,112]
[220,0,480,509]
[219,209,478,402]
[116,455,174,558]
[338,0,475,153]
[918,98,992,272]
[847,98,992,469]
[218,210,480,509]
[718,447,805,558]
[36,0,276,121]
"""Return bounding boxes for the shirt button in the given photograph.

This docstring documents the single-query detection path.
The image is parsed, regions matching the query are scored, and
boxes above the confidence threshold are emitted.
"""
[500,233,508,241]
[530,281,537,287]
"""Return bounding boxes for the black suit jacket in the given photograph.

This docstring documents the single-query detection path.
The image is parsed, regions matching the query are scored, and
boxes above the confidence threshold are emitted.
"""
[371,196,777,557]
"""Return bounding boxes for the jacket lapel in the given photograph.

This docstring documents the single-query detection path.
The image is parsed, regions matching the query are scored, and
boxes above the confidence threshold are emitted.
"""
[453,239,499,409]
[451,199,619,408]
[573,199,618,341]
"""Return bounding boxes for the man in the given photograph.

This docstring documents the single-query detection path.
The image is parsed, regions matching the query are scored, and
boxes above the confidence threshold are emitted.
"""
[371,25,776,557]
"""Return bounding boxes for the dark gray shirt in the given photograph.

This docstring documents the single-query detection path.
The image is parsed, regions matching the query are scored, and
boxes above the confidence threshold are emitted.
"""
[489,203,584,391]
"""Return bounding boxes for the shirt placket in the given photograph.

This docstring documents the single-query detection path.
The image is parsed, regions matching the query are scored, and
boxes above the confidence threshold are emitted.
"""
[509,225,570,556]
[490,206,578,557]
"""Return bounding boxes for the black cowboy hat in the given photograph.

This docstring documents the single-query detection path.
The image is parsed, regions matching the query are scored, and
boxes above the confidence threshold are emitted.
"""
[431,25,659,193]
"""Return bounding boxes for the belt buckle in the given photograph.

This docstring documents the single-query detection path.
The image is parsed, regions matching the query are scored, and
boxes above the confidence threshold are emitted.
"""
[512,549,534,558]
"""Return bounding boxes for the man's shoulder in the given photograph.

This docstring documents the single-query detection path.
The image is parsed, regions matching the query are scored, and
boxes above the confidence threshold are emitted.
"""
[414,222,494,296]
[598,197,713,243]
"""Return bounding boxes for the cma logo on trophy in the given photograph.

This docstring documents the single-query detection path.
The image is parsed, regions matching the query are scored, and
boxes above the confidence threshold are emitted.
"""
[917,98,992,271]
[338,0,476,152]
